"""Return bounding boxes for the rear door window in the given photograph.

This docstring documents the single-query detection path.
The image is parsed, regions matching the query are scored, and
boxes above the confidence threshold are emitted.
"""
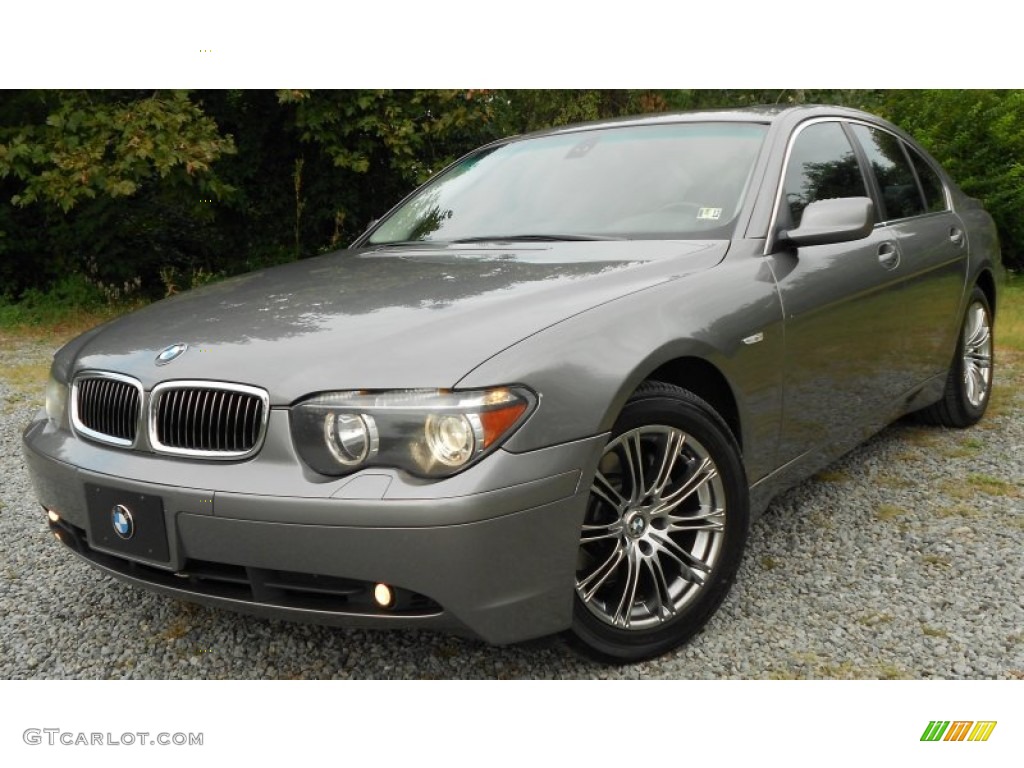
[850,124,926,221]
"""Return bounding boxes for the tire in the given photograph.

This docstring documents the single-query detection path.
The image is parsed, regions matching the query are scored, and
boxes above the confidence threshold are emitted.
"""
[570,381,749,663]
[917,286,994,428]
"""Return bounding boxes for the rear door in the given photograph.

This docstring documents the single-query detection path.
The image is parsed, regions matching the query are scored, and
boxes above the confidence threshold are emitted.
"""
[847,123,967,385]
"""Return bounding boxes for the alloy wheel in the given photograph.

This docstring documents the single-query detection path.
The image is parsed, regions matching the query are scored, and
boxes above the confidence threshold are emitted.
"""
[575,425,726,631]
[962,300,993,408]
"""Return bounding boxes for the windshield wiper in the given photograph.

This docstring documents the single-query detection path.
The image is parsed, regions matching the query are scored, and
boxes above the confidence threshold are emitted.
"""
[449,234,622,243]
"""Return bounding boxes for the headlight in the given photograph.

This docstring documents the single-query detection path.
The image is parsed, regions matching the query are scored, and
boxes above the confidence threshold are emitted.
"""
[324,413,379,466]
[44,374,68,427]
[291,387,535,478]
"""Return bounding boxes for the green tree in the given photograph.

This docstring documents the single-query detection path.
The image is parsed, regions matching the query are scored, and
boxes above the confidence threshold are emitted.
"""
[0,90,235,295]
[880,89,1024,269]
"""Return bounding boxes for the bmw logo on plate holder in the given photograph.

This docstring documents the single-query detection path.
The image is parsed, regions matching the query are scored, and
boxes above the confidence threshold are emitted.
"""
[111,504,134,540]
[155,342,188,366]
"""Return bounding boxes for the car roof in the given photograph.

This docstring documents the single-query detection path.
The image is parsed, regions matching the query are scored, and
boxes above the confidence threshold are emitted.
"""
[510,104,893,141]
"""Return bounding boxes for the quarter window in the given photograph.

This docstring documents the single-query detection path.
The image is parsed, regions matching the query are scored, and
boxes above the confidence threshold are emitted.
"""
[782,122,868,228]
[907,146,948,213]
[850,124,925,220]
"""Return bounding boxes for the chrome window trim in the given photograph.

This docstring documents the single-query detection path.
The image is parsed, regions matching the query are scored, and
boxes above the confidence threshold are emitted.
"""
[764,116,953,255]
[69,370,144,449]
[764,117,849,255]
[147,380,270,460]
[846,120,943,222]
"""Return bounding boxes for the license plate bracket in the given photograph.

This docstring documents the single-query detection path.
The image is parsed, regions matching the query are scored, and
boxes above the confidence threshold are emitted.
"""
[85,483,170,563]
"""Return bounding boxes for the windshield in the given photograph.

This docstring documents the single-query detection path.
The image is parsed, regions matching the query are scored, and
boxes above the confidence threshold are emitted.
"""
[368,122,767,245]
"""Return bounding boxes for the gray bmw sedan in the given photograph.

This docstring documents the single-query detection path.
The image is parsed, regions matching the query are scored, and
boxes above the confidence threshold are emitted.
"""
[23,105,1002,661]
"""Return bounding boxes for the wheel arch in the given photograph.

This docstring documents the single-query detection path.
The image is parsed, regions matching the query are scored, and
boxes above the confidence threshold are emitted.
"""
[643,356,743,454]
[975,268,997,319]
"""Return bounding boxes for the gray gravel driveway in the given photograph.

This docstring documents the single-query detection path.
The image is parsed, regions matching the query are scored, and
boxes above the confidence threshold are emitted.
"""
[2,334,1022,679]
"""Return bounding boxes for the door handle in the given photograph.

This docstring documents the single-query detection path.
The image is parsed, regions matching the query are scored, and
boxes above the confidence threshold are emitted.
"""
[877,242,900,270]
[949,227,965,247]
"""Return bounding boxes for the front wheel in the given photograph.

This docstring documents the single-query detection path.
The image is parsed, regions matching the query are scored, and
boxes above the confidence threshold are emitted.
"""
[570,382,749,663]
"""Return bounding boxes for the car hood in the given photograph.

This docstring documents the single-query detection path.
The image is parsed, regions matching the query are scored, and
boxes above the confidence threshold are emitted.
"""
[65,241,728,403]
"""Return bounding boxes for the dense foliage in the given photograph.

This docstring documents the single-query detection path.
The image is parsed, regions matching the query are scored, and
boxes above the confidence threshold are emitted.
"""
[0,89,1020,311]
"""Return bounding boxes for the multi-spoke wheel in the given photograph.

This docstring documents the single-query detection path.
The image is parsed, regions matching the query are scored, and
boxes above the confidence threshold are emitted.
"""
[961,299,993,409]
[918,285,994,428]
[571,382,749,662]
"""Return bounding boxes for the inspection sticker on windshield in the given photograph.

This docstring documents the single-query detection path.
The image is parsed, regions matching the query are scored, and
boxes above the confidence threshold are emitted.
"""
[697,207,722,221]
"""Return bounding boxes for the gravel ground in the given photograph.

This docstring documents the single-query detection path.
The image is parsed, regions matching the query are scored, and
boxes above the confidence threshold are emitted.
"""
[2,337,1022,680]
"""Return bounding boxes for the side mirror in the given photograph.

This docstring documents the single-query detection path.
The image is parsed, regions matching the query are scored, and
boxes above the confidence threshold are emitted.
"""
[781,197,875,247]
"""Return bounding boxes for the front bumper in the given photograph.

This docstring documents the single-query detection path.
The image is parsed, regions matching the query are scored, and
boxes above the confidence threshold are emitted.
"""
[22,413,606,644]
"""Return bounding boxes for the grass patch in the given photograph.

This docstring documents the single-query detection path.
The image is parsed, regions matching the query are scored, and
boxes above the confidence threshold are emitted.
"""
[921,624,949,638]
[891,451,922,466]
[897,428,943,448]
[760,556,780,570]
[0,360,51,396]
[939,479,976,501]
[872,505,905,524]
[942,437,985,458]
[815,469,850,483]
[965,473,1021,497]
[0,274,136,328]
[774,652,910,679]
[875,504,907,521]
[922,553,952,567]
[876,663,910,680]
[979,380,1017,426]
[997,274,1024,353]
[934,504,980,519]
[0,310,122,346]
[875,474,914,489]
[0,360,51,414]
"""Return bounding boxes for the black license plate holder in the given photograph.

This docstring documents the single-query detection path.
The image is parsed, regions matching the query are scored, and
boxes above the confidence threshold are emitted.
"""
[85,483,170,563]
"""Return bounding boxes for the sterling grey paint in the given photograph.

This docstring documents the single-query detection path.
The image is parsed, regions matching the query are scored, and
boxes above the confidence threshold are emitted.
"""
[23,105,1003,645]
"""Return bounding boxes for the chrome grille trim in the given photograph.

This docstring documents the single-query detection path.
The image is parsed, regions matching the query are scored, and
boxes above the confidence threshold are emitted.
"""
[148,380,269,459]
[70,372,143,448]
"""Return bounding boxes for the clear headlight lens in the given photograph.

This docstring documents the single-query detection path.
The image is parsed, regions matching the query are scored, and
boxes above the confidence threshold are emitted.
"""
[45,374,68,426]
[291,387,535,478]
[424,413,480,467]
[324,413,379,466]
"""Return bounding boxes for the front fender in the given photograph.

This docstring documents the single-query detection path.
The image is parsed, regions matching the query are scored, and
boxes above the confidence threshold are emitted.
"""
[456,242,785,483]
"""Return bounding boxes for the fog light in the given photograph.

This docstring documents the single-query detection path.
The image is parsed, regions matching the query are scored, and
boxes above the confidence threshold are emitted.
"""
[373,583,394,608]
[47,509,60,524]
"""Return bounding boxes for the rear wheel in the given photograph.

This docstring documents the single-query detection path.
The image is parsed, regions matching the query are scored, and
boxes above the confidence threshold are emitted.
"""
[918,286,993,428]
[570,382,749,663]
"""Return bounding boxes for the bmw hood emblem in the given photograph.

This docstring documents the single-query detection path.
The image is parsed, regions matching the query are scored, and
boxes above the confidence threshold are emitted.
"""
[156,343,188,366]
[112,504,135,539]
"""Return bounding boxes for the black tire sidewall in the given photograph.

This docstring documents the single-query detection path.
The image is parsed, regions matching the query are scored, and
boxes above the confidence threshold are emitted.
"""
[570,386,750,663]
